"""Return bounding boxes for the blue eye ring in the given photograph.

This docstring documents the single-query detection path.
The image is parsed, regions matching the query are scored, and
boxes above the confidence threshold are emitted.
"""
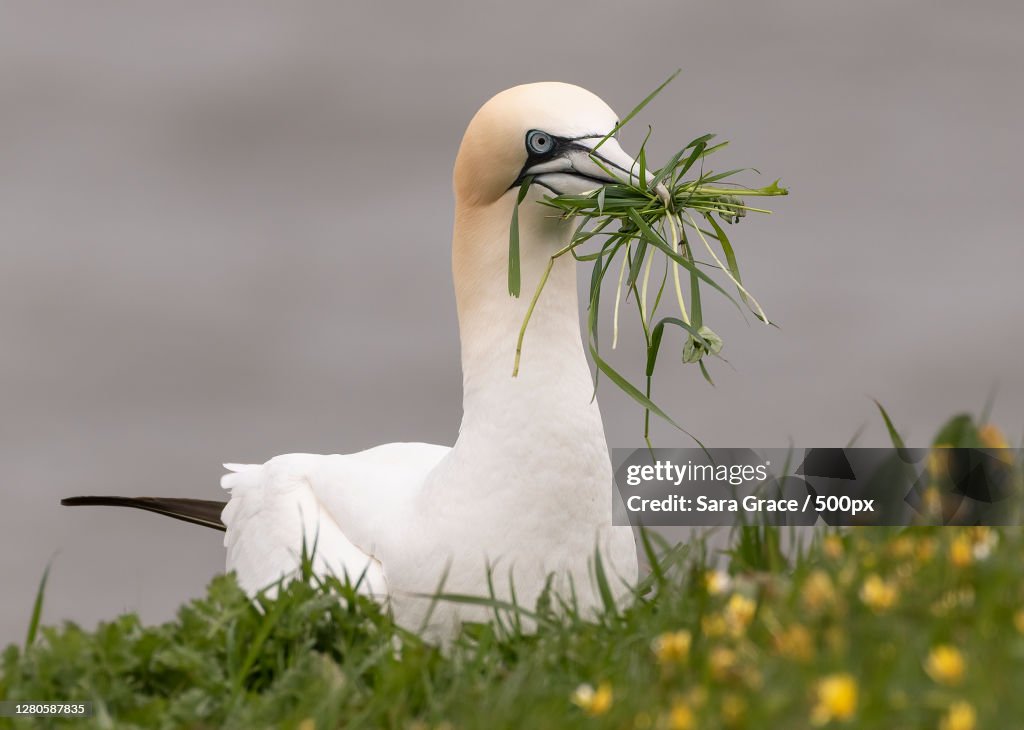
[526,130,554,155]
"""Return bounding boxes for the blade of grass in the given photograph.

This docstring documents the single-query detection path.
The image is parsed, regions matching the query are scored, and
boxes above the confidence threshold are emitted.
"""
[512,255,555,376]
[24,560,53,652]
[593,69,681,152]
[873,398,908,450]
[705,213,754,312]
[507,176,533,297]
[684,210,768,322]
[592,547,617,617]
[612,242,630,349]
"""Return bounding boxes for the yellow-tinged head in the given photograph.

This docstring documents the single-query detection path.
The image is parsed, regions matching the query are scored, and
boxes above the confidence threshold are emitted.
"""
[453,82,664,208]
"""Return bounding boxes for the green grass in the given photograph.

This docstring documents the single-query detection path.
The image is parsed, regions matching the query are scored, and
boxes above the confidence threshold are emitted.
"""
[2,412,1021,729]
[508,71,789,446]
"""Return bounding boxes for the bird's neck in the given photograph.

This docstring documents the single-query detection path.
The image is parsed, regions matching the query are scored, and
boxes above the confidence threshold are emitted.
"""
[450,190,606,449]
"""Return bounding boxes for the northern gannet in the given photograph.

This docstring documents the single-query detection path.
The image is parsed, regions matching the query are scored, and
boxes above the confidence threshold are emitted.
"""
[64,82,662,639]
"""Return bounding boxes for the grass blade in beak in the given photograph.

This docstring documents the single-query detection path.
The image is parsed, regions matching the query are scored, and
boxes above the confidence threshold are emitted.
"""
[508,176,533,297]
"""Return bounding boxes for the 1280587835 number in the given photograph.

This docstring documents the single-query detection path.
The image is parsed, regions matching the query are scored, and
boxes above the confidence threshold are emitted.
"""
[0,701,93,717]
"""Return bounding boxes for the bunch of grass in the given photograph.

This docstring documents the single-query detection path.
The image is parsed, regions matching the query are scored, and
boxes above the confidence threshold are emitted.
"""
[509,72,788,444]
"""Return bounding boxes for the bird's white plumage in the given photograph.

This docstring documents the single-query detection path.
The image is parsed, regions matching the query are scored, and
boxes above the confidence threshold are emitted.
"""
[220,82,641,641]
[220,443,448,598]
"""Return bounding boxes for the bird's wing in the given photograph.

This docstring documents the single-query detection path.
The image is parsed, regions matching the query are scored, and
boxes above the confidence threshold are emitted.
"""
[220,442,449,598]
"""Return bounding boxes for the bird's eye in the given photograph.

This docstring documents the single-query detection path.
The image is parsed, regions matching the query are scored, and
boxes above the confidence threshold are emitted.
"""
[526,130,554,155]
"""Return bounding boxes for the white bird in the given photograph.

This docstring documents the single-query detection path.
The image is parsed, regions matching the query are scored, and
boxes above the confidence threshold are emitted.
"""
[64,82,662,640]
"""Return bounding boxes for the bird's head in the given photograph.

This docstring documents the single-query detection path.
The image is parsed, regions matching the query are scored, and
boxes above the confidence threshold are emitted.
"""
[453,82,666,209]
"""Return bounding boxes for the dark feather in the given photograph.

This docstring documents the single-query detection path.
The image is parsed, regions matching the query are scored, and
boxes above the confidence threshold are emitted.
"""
[61,496,227,531]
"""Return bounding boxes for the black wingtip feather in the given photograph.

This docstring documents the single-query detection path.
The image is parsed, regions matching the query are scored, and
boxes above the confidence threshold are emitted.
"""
[61,496,227,532]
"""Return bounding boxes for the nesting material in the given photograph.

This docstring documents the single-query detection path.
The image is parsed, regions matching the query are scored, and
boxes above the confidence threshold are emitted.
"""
[508,74,788,443]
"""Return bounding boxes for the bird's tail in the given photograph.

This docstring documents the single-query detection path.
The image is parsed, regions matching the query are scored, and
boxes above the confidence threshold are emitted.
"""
[61,496,227,531]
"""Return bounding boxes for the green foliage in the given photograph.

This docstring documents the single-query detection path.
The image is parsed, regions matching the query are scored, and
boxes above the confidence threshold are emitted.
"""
[4,529,1023,729]
[3,412,1021,728]
[2,573,398,729]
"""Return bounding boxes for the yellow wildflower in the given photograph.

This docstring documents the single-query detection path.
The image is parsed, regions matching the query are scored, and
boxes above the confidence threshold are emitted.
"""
[724,593,757,635]
[822,534,844,559]
[925,645,966,686]
[802,570,838,614]
[652,630,692,665]
[774,624,815,663]
[980,423,1015,465]
[887,536,914,559]
[571,682,613,716]
[859,574,898,613]
[949,534,973,568]
[929,445,952,480]
[939,701,977,730]
[709,647,737,681]
[1014,609,1024,635]
[979,423,1009,450]
[705,570,731,595]
[666,699,695,730]
[811,673,858,725]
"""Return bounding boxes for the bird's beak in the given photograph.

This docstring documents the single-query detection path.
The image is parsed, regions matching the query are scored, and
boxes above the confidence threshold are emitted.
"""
[524,137,670,205]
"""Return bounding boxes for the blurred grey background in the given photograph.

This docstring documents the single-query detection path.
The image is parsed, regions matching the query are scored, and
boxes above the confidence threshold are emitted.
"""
[2,1,1021,645]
